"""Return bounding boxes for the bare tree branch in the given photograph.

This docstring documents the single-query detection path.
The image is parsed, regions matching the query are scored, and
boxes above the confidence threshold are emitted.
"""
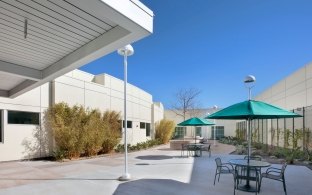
[170,88,201,120]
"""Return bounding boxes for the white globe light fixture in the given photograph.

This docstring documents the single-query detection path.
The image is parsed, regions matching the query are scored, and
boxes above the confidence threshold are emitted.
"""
[118,44,134,181]
[244,75,256,161]
[244,75,256,100]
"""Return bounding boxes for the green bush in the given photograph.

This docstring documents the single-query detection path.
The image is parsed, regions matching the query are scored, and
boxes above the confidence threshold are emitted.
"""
[115,139,162,153]
[155,119,175,144]
[272,147,288,158]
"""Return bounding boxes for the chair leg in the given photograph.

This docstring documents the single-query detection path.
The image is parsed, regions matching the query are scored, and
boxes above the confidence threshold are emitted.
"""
[218,173,221,182]
[259,175,262,190]
[234,176,237,195]
[283,178,287,195]
[214,171,218,185]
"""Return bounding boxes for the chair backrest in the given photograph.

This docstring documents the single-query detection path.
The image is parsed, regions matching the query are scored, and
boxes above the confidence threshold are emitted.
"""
[280,163,287,176]
[235,165,258,180]
[215,157,222,167]
[244,155,262,161]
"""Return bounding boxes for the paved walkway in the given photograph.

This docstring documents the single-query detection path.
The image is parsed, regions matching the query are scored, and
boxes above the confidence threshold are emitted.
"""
[0,142,311,194]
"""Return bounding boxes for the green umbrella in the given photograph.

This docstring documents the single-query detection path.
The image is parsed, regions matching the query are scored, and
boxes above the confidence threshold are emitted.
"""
[206,100,302,160]
[206,100,301,120]
[177,117,215,143]
[178,117,215,126]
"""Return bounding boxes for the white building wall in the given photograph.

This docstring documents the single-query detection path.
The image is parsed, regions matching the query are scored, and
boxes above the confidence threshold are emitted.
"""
[0,83,50,161]
[255,62,312,110]
[164,109,237,139]
[152,102,164,138]
[255,62,312,147]
[0,69,163,161]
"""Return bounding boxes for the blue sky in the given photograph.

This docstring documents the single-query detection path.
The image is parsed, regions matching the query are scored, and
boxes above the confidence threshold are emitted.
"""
[80,0,312,109]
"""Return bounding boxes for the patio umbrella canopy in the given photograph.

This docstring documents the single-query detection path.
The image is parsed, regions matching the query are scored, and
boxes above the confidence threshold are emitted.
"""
[177,117,215,143]
[206,100,302,160]
[177,117,215,126]
[207,100,302,120]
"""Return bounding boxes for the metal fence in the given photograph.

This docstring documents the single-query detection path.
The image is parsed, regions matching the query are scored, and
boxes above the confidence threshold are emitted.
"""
[236,105,312,150]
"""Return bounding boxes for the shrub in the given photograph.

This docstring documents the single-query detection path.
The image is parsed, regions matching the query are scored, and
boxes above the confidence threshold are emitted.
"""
[114,139,162,153]
[46,103,86,159]
[45,103,122,160]
[155,119,175,144]
[101,110,122,153]
[83,109,105,156]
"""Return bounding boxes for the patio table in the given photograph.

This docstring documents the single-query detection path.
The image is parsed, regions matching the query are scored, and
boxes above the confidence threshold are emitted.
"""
[229,159,271,192]
[187,143,204,157]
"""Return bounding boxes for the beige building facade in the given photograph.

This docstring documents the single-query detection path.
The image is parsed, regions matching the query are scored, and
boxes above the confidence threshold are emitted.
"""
[250,62,312,147]
[165,109,237,140]
[0,70,163,161]
[255,62,312,109]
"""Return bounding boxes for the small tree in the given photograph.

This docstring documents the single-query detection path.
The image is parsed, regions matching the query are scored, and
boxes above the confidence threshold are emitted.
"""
[171,88,201,120]
[155,119,175,144]
[284,129,291,148]
[271,128,276,147]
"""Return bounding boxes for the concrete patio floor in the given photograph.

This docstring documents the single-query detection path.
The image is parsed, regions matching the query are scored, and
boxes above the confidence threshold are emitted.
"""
[0,142,311,195]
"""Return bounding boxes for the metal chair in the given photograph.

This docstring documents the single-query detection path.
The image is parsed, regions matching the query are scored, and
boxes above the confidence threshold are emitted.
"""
[214,157,234,185]
[244,155,262,161]
[181,143,189,157]
[234,165,260,195]
[207,144,211,157]
[242,156,262,178]
[259,163,287,195]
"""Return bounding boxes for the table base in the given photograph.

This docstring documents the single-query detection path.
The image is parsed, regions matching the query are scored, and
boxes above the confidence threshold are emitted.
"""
[237,184,258,192]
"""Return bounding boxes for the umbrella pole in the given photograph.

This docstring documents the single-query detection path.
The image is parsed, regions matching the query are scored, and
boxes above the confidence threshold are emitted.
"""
[194,126,196,143]
[248,118,251,163]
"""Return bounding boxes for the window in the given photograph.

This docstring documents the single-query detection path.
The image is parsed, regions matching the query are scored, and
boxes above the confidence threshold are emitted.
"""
[211,126,224,140]
[195,127,202,137]
[146,123,151,137]
[122,120,132,128]
[173,127,186,139]
[140,122,146,129]
[8,111,39,125]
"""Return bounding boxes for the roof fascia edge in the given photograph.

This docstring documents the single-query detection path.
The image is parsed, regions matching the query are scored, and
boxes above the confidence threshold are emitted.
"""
[0,60,41,81]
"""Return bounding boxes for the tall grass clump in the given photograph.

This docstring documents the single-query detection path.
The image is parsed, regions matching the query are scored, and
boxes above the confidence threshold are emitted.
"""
[101,110,122,153]
[46,103,86,159]
[45,103,122,160]
[155,119,175,144]
[83,109,105,156]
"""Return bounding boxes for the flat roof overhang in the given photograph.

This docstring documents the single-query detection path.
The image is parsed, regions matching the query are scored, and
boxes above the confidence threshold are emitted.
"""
[0,0,153,98]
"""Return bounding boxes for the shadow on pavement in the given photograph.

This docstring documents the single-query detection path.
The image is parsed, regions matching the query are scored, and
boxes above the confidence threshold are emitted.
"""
[135,155,173,160]
[113,179,200,195]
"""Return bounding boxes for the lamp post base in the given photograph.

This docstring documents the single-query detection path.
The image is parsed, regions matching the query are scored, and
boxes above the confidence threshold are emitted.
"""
[118,173,131,181]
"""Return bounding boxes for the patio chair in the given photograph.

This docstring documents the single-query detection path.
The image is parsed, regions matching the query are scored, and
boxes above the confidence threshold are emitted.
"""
[214,157,234,185]
[244,155,262,161]
[259,163,287,195]
[207,144,211,157]
[234,165,260,195]
[181,143,189,157]
[241,156,262,179]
